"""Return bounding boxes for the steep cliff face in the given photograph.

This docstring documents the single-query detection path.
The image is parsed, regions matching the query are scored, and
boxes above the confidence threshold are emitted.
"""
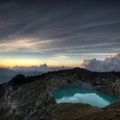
[0,68,120,120]
[0,77,55,120]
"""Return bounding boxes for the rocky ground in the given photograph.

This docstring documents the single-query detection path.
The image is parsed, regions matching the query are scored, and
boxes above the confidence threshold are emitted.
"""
[0,68,120,120]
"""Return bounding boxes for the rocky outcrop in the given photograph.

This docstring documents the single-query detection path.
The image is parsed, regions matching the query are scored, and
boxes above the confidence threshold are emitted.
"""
[113,79,120,98]
[0,68,120,120]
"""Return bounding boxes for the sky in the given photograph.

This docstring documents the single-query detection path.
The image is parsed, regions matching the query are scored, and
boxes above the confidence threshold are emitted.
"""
[0,0,120,67]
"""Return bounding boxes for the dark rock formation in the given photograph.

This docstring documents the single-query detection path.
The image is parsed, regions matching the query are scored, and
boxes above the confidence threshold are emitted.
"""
[0,68,120,120]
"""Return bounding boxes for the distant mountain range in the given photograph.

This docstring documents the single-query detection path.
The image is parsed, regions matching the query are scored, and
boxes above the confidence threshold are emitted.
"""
[0,65,66,84]
[0,68,43,84]
[0,68,16,84]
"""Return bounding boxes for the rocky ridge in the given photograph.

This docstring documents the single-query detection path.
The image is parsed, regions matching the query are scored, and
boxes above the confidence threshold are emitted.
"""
[0,68,120,120]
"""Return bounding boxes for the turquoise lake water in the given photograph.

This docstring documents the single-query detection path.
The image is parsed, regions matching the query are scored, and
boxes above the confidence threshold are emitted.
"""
[53,87,118,108]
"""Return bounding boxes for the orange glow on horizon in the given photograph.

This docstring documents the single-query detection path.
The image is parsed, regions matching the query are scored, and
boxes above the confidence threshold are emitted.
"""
[0,58,43,68]
[0,58,83,68]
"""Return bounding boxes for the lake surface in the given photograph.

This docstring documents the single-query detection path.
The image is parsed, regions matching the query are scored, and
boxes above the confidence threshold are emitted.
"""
[53,87,117,108]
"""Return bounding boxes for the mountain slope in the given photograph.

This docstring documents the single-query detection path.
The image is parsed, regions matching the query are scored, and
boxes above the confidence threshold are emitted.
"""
[0,68,120,120]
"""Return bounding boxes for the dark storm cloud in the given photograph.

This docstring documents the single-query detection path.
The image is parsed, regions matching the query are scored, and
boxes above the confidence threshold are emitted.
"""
[0,0,120,59]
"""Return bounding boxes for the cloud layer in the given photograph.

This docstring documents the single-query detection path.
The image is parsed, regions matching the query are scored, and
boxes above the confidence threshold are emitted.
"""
[0,0,120,66]
[82,54,120,72]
